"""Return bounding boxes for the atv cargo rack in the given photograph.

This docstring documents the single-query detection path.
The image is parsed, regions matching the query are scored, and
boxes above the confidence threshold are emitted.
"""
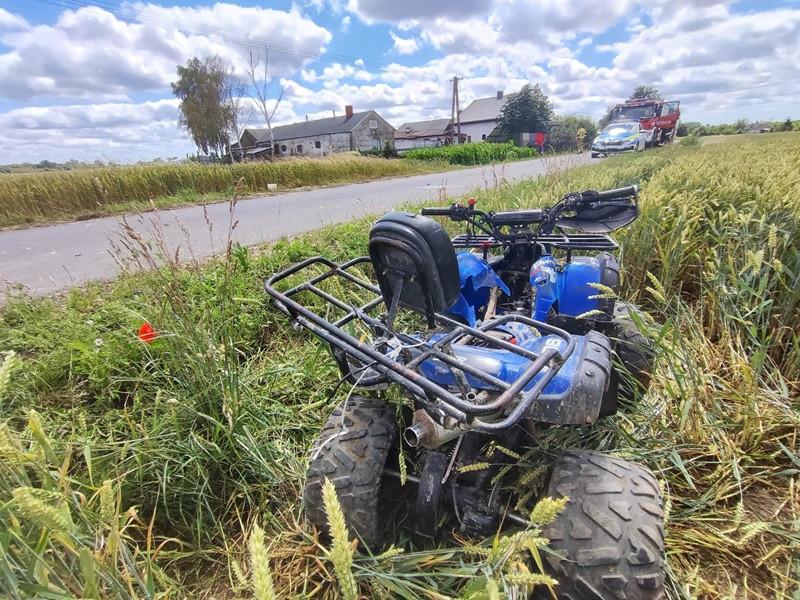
[451,232,618,251]
[264,256,575,432]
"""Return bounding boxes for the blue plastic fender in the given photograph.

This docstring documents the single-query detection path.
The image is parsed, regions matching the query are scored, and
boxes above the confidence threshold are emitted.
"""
[445,252,510,326]
[531,255,603,320]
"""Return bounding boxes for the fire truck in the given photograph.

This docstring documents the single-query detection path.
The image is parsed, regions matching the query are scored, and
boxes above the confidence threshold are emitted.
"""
[609,98,680,147]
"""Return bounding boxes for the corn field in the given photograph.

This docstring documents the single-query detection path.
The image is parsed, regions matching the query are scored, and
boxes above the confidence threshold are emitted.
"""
[0,154,431,228]
[404,141,536,165]
[0,132,798,598]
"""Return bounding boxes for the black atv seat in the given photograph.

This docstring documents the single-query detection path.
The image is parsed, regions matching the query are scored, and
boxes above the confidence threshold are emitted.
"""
[369,212,460,323]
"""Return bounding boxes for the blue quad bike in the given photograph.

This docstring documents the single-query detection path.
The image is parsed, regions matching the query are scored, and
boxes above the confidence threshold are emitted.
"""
[265,185,665,599]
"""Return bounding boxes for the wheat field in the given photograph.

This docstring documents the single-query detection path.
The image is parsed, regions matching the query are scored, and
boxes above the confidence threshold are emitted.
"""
[0,133,798,599]
[0,154,436,228]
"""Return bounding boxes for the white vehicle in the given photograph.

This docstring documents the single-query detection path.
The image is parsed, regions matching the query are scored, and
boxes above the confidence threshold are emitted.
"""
[591,121,647,157]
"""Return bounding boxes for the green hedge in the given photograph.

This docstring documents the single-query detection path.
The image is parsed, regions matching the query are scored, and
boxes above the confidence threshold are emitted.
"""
[403,142,536,165]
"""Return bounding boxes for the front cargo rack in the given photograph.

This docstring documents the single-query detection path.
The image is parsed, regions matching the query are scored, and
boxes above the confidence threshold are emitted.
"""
[264,256,576,433]
[451,232,618,251]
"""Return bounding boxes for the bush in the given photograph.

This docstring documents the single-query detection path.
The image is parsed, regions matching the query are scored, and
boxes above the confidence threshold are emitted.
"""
[679,135,700,147]
[548,115,598,152]
[403,142,535,165]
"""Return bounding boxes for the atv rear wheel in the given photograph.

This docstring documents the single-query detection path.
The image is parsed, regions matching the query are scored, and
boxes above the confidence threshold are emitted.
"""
[540,450,666,599]
[303,396,398,551]
[607,302,654,403]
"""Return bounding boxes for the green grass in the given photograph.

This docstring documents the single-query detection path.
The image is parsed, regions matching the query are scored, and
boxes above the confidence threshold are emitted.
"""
[1,132,799,598]
[0,154,443,228]
[404,141,537,165]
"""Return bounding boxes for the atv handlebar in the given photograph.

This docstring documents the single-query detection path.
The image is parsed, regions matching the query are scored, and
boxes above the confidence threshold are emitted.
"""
[420,207,454,216]
[420,184,639,243]
[579,184,639,203]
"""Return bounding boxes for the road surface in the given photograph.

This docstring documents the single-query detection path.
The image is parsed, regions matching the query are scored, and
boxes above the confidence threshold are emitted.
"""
[0,153,593,297]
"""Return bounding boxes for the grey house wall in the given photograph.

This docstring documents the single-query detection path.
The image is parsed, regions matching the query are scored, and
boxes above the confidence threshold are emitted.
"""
[350,112,395,152]
[240,111,396,158]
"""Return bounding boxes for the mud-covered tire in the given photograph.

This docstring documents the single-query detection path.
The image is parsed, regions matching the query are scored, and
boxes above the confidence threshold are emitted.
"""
[303,396,397,550]
[540,450,665,599]
[608,302,653,399]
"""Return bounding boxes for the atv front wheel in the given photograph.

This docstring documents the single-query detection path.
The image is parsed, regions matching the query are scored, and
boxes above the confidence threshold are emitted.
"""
[540,450,665,599]
[607,302,654,401]
[303,396,398,550]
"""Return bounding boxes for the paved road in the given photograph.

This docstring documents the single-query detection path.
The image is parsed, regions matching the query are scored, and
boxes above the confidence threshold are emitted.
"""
[0,153,593,296]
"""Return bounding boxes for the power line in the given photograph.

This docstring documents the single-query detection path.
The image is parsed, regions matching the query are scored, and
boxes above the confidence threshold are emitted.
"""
[29,0,393,75]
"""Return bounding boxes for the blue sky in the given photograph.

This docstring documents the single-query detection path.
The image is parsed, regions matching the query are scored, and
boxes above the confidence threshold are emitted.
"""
[0,0,798,163]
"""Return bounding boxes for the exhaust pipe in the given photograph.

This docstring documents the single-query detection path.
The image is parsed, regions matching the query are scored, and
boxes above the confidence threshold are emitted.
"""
[403,423,427,448]
[403,410,461,449]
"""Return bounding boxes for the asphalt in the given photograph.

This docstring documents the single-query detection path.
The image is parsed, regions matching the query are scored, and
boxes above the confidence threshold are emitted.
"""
[0,153,594,297]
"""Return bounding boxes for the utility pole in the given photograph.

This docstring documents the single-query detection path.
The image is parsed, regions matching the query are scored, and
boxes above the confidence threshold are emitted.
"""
[450,77,463,145]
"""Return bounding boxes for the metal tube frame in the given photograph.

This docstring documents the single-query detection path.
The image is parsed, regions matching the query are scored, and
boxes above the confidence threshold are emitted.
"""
[264,256,576,433]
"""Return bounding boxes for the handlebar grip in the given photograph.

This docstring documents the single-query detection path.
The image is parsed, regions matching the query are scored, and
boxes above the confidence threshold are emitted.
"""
[421,207,452,216]
[592,184,639,201]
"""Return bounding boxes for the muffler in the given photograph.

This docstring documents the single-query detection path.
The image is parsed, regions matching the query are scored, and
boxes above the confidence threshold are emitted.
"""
[403,409,461,449]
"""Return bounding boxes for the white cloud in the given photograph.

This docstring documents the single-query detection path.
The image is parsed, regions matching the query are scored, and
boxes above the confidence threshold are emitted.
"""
[0,7,27,31]
[1,0,798,164]
[348,0,492,23]
[389,31,420,55]
[0,100,193,162]
[0,3,331,101]
[341,15,351,31]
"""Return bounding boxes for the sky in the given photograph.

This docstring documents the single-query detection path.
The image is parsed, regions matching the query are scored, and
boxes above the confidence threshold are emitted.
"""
[0,0,798,164]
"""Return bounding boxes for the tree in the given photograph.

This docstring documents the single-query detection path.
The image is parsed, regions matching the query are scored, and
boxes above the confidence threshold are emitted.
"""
[172,56,238,157]
[497,84,553,140]
[782,117,793,132]
[598,104,616,129]
[548,115,598,151]
[630,86,660,100]
[246,47,284,157]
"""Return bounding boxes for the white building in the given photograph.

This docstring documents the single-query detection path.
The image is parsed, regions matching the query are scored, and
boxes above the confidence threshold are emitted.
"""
[459,91,511,142]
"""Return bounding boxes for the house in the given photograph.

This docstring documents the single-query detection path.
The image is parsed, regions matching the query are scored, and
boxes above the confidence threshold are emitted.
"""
[233,106,395,159]
[394,118,465,151]
[744,121,772,134]
[459,90,512,142]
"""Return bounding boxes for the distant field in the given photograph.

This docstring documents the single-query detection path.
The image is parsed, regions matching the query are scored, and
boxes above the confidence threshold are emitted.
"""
[1,132,798,598]
[404,141,537,165]
[0,154,441,228]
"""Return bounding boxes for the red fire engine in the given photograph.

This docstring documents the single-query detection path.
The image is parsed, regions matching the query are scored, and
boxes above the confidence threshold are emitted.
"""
[609,98,681,147]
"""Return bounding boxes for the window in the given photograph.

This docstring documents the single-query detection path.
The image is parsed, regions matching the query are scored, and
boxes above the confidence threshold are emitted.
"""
[296,144,303,153]
[481,134,487,140]
[369,119,378,129]
[280,144,287,152]
[314,140,321,149]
